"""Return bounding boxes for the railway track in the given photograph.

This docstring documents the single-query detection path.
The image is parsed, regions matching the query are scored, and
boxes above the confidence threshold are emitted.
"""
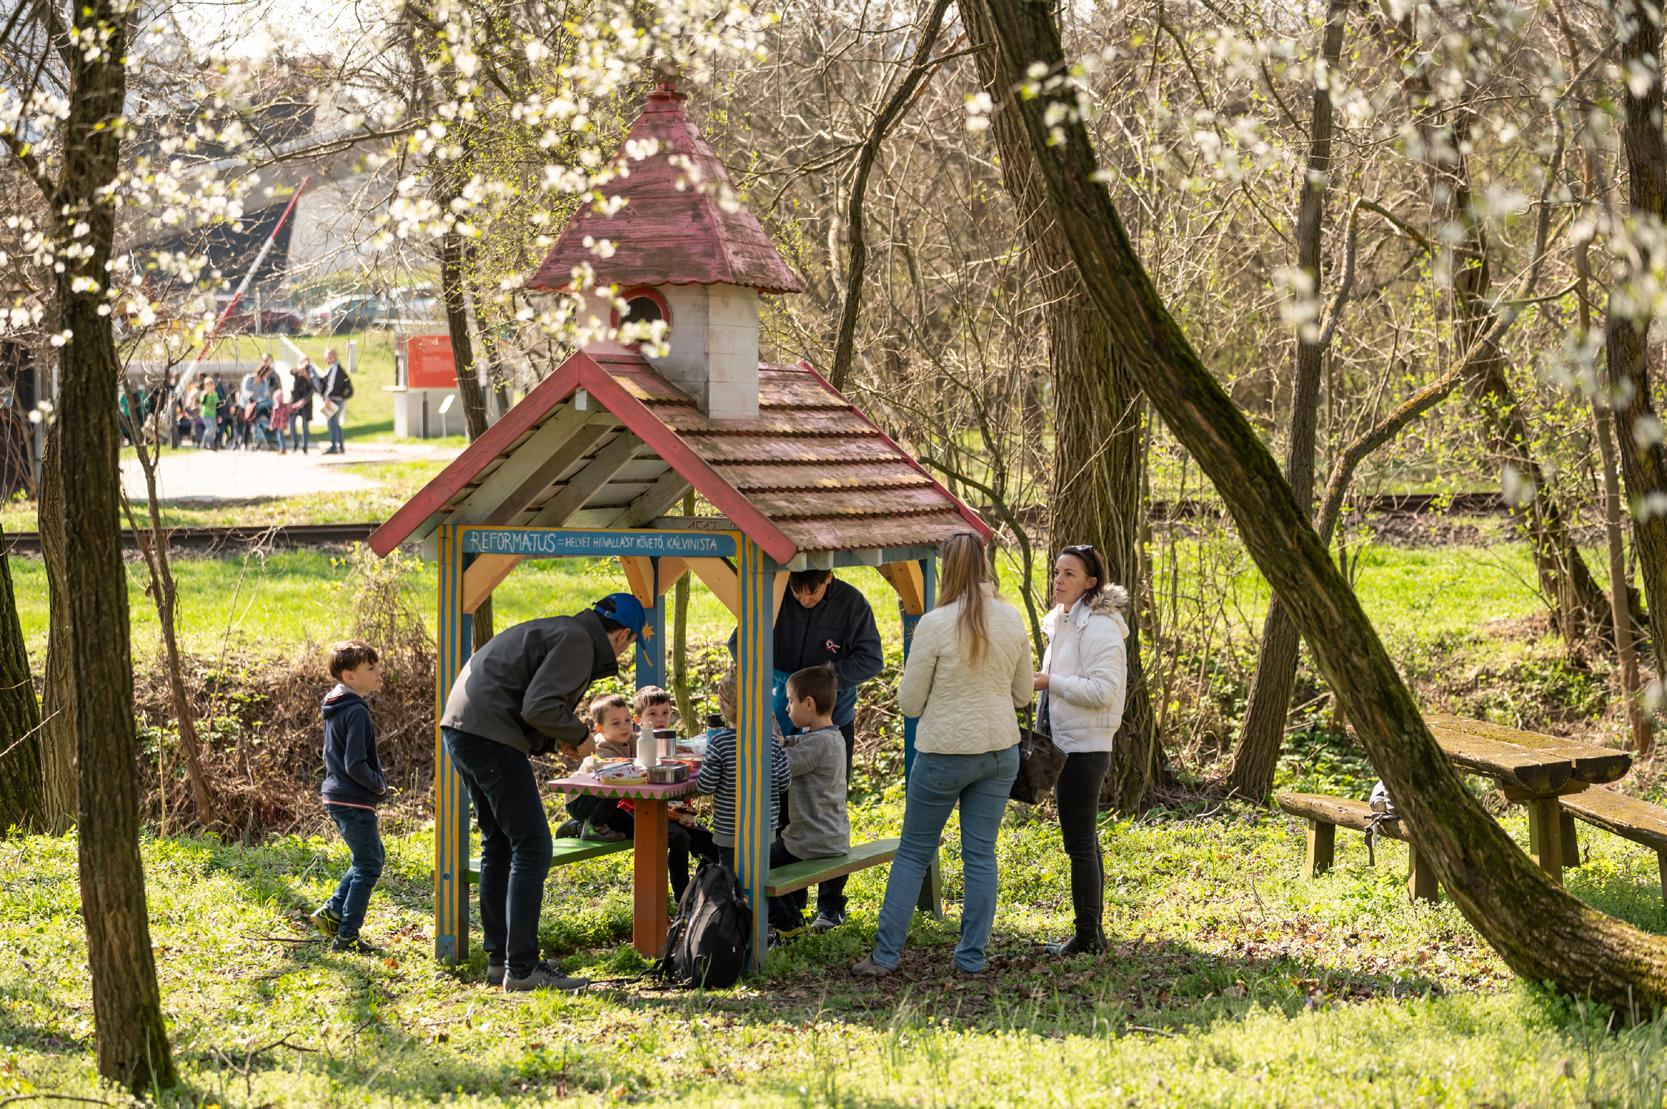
[2,492,1507,556]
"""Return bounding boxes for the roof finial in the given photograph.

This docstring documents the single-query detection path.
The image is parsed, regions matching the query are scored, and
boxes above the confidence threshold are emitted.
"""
[651,63,683,99]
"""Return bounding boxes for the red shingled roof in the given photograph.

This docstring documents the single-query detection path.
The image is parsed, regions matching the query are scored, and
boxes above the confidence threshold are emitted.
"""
[525,83,803,296]
[369,346,988,564]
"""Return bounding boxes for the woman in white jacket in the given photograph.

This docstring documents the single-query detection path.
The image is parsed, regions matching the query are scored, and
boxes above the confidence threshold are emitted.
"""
[852,532,1034,977]
[1035,543,1128,956]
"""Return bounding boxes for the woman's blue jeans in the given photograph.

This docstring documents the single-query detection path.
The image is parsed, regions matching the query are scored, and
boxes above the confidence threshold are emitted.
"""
[872,745,1018,972]
[326,404,345,450]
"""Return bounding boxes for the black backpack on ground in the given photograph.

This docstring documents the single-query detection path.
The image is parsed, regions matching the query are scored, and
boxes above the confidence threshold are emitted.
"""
[654,860,750,989]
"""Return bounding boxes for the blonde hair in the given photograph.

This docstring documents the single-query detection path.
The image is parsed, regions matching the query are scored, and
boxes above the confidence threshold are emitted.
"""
[937,532,993,664]
[716,671,738,727]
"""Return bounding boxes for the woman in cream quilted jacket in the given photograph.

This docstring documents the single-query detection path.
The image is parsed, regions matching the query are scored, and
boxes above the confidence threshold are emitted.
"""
[1035,543,1128,956]
[851,531,1033,977]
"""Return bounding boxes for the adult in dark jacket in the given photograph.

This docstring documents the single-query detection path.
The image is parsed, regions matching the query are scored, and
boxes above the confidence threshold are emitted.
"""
[287,357,316,453]
[318,347,352,454]
[767,569,882,930]
[440,593,645,992]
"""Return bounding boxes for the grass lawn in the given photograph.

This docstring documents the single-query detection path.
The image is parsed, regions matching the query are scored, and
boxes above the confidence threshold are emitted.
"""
[4,799,1667,1105]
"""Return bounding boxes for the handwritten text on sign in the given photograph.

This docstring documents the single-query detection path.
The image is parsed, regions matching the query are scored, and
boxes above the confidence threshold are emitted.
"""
[461,528,737,558]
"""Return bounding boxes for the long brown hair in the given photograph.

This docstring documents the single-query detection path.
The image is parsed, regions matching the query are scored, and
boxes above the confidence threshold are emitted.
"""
[937,531,993,664]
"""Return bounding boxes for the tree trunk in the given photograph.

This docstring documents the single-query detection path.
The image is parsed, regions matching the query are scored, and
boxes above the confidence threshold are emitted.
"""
[1390,20,1610,642]
[1228,0,1349,800]
[441,228,496,648]
[1608,0,1667,687]
[962,0,1165,810]
[121,428,219,825]
[37,431,75,833]
[973,0,1667,1008]
[0,523,43,832]
[42,0,177,1087]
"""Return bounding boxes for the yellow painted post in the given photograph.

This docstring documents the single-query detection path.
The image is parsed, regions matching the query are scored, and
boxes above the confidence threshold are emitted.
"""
[733,536,774,969]
[434,524,472,962]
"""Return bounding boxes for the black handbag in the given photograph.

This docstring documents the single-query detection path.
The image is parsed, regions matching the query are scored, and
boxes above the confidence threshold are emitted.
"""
[1009,697,1067,804]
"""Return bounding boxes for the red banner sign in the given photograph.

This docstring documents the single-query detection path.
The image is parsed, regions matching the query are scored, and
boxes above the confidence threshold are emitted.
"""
[406,334,457,390]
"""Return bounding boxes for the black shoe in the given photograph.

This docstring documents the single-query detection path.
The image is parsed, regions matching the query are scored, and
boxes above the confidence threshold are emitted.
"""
[811,909,846,932]
[555,819,583,839]
[504,960,588,992]
[330,935,384,956]
[1044,936,1105,957]
[487,962,506,987]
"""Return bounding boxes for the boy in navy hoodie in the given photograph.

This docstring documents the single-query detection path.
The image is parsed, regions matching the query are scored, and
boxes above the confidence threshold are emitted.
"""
[311,640,388,954]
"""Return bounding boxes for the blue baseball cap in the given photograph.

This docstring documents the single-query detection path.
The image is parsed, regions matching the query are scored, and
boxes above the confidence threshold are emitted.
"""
[594,593,647,637]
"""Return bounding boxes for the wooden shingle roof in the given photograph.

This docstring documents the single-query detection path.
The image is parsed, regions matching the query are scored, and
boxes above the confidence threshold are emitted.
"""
[368,346,988,564]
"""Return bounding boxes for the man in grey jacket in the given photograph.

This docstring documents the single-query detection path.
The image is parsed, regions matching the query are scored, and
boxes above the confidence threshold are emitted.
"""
[440,593,645,992]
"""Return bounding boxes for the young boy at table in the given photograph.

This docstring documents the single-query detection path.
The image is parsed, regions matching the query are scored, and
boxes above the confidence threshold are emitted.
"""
[635,685,675,733]
[696,672,792,878]
[560,694,635,842]
[766,664,850,935]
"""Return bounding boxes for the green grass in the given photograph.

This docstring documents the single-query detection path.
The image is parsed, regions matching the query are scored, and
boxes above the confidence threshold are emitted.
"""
[5,799,1667,1105]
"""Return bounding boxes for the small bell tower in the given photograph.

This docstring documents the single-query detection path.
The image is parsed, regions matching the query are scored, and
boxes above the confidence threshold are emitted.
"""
[527,80,802,419]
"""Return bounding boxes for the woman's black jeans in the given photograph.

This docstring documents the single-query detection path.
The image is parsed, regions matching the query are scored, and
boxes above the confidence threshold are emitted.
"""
[1054,750,1112,945]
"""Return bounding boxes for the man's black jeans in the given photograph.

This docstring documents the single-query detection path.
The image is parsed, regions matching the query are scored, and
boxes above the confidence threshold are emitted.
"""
[1054,750,1112,945]
[443,727,552,976]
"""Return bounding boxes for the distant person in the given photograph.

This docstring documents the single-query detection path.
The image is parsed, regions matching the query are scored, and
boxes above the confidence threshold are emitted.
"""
[440,594,646,992]
[198,374,220,451]
[1036,544,1128,957]
[852,532,1032,979]
[287,356,316,453]
[319,347,353,454]
[311,640,389,955]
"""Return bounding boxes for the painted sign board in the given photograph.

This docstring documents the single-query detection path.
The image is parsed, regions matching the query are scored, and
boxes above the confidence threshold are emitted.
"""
[406,334,457,390]
[459,527,738,559]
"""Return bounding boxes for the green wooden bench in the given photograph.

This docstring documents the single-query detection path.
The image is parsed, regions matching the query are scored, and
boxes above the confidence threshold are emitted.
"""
[1275,791,1438,902]
[1559,787,1667,901]
[765,838,900,896]
[465,836,633,882]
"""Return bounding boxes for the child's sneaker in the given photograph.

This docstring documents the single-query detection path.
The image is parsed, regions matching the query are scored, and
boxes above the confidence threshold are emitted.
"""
[555,819,584,839]
[810,909,846,932]
[580,821,626,843]
[330,935,383,956]
[487,962,506,987]
[310,905,342,938]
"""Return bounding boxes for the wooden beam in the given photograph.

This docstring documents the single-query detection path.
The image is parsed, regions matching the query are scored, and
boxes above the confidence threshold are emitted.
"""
[482,418,614,526]
[460,432,645,611]
[657,558,687,594]
[412,405,599,542]
[773,572,788,616]
[878,560,927,616]
[685,557,740,617]
[607,468,692,529]
[620,556,654,605]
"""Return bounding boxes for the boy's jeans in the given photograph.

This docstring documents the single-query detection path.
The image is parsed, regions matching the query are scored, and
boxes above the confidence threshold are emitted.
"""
[325,805,385,940]
[443,727,552,976]
[871,746,1018,973]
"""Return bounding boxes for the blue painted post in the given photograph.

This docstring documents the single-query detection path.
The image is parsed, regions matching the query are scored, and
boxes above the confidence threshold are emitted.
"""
[733,538,775,969]
[902,557,940,915]
[434,525,474,963]
[636,558,667,693]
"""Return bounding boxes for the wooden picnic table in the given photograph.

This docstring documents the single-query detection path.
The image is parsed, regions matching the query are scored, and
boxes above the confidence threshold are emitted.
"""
[548,773,700,958]
[1424,713,1632,883]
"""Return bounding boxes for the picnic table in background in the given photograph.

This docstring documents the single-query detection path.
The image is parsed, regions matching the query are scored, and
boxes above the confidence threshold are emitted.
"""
[1280,714,1634,900]
[548,774,700,958]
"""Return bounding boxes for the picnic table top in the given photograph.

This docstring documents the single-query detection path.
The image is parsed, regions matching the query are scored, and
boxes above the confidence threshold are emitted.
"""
[548,773,702,802]
[1424,714,1632,796]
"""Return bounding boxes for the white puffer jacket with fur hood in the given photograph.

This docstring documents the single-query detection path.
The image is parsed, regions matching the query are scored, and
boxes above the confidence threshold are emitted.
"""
[1040,585,1129,753]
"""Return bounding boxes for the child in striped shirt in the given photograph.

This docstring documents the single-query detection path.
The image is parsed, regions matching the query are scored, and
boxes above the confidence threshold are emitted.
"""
[695,671,790,870]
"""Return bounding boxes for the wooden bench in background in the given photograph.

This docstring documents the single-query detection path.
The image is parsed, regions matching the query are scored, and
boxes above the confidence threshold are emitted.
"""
[466,836,634,883]
[765,838,900,897]
[1275,792,1438,902]
[1560,788,1667,902]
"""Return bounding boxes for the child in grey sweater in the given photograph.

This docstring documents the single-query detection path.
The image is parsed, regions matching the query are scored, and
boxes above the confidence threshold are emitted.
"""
[768,664,851,934]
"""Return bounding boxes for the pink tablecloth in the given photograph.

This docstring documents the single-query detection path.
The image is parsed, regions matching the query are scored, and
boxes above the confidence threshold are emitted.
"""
[548,774,701,802]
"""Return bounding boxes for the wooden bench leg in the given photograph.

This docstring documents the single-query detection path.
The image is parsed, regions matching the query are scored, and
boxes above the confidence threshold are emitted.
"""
[1527,797,1565,885]
[1407,844,1439,903]
[916,853,943,918]
[1305,819,1336,877]
[1560,810,1580,869]
[1658,850,1667,905]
